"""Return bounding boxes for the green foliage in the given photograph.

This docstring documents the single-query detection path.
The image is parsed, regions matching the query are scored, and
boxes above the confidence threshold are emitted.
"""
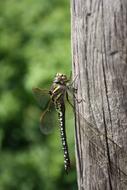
[0,0,77,189]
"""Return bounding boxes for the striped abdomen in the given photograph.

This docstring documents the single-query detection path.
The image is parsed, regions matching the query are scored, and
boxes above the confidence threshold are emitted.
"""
[56,102,70,173]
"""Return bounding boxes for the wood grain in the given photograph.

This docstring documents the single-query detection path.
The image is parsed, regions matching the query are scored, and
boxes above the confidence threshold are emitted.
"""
[71,0,127,189]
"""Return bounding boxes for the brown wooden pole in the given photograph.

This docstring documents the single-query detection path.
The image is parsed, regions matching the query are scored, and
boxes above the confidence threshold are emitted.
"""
[71,0,127,189]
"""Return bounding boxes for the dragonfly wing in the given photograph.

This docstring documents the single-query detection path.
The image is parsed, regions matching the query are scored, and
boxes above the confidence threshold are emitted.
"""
[40,100,57,135]
[32,87,50,110]
[32,87,57,134]
[66,88,125,153]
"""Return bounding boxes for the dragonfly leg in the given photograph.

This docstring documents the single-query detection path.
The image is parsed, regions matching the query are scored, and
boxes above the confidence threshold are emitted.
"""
[66,90,85,108]
[72,89,86,104]
[73,87,78,93]
[68,74,86,103]
[70,74,78,86]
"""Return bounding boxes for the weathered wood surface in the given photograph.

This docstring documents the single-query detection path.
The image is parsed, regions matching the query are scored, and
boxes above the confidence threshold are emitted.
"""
[71,0,127,189]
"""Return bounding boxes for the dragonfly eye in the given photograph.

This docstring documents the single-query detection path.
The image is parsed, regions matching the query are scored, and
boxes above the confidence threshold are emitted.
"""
[56,73,62,77]
[54,73,68,85]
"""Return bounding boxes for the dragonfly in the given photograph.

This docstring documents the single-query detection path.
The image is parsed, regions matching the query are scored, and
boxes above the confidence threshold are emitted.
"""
[33,73,127,181]
[32,73,75,173]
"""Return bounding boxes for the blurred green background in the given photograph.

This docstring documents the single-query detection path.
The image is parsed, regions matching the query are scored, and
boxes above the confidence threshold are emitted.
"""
[0,0,77,190]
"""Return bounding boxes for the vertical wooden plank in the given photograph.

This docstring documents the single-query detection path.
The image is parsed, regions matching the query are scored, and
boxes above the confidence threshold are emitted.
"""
[71,0,127,189]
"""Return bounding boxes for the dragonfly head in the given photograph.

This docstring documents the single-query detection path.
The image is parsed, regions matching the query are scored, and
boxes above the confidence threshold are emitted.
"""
[53,73,69,85]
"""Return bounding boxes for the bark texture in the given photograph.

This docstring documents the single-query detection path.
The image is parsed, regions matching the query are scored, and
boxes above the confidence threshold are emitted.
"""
[71,0,127,189]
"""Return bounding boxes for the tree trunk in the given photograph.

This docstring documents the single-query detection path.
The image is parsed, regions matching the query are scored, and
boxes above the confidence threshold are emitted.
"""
[71,0,127,189]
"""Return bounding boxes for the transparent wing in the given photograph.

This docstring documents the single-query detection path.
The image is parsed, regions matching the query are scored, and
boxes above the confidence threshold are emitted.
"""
[32,87,57,134]
[39,99,57,134]
[67,88,125,151]
[67,88,127,180]
[32,87,50,110]
[66,86,120,148]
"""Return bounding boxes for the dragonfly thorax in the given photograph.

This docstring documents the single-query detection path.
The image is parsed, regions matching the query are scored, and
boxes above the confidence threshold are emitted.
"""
[49,73,69,104]
[49,83,67,104]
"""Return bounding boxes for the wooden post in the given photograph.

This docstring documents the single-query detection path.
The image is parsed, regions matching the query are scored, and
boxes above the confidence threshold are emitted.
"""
[71,0,127,189]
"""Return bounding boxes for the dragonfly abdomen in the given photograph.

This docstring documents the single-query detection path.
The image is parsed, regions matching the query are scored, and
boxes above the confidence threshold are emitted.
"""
[56,102,71,173]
